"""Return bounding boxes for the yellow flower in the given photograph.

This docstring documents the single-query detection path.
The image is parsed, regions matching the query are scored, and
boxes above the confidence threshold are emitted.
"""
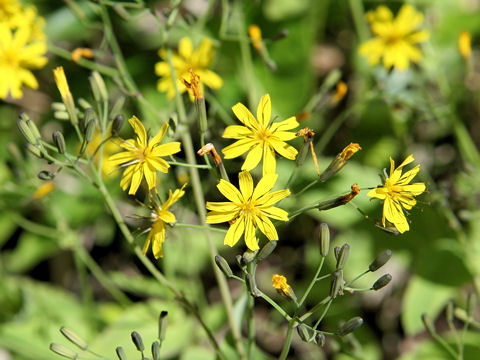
[359,5,429,70]
[206,171,290,251]
[0,21,47,99]
[272,274,292,296]
[222,94,299,175]
[332,81,348,102]
[143,184,186,259]
[367,155,425,233]
[53,67,73,105]
[0,0,21,19]
[155,37,223,99]
[85,130,121,177]
[458,31,471,60]
[107,116,181,195]
[248,25,263,51]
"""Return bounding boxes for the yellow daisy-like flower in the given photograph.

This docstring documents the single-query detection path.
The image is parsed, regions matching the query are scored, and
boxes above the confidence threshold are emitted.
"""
[107,116,181,195]
[0,0,21,19]
[367,155,425,233]
[222,94,299,175]
[206,171,290,251]
[144,184,186,259]
[0,21,47,99]
[359,5,429,70]
[155,37,223,99]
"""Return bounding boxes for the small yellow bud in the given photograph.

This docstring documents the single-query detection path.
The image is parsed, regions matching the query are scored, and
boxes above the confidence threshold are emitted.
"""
[248,25,263,51]
[458,31,471,60]
[71,48,94,62]
[332,81,348,102]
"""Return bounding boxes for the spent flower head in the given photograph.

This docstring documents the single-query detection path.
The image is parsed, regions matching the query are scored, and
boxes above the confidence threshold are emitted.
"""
[359,5,429,70]
[222,94,299,175]
[206,171,290,251]
[155,37,223,99]
[367,154,425,233]
[107,116,181,195]
[272,274,293,297]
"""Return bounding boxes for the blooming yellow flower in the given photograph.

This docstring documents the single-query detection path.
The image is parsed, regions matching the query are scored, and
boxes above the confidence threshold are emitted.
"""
[0,0,21,19]
[206,171,290,251]
[107,116,181,195]
[222,94,299,175]
[359,5,429,70]
[458,31,471,60]
[0,21,47,99]
[272,274,293,297]
[155,37,223,99]
[143,184,186,259]
[367,155,425,233]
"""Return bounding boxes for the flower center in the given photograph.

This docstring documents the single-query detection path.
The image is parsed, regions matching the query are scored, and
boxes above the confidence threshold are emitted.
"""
[0,48,20,68]
[255,127,271,142]
[385,31,401,45]
[241,200,258,217]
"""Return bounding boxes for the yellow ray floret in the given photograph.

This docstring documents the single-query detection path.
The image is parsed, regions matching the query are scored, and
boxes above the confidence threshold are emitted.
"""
[367,154,425,233]
[359,5,429,70]
[107,116,181,195]
[222,94,299,175]
[206,171,290,251]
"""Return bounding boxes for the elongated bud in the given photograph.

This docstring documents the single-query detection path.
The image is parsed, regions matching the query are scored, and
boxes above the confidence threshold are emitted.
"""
[242,249,258,265]
[82,108,96,132]
[116,346,128,360]
[246,274,258,297]
[17,118,37,144]
[337,317,363,336]
[27,119,42,142]
[26,143,42,158]
[315,333,325,346]
[78,98,92,110]
[52,102,67,111]
[158,311,168,342]
[467,292,476,317]
[85,119,96,143]
[110,96,126,120]
[334,246,341,260]
[152,341,161,360]
[54,111,71,120]
[369,249,392,272]
[215,255,233,277]
[421,313,436,336]
[60,326,88,350]
[49,343,78,359]
[112,114,125,136]
[319,223,330,257]
[296,324,311,342]
[336,244,350,270]
[256,240,277,262]
[330,271,343,299]
[372,274,392,290]
[89,71,108,103]
[446,301,454,323]
[38,170,55,180]
[52,131,66,154]
[131,331,144,352]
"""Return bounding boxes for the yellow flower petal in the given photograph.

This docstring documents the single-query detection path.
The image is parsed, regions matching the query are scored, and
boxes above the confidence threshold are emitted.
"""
[222,125,252,139]
[148,122,169,149]
[244,216,259,251]
[260,206,289,221]
[257,189,291,207]
[252,173,278,200]
[128,163,143,195]
[148,157,170,173]
[241,143,263,171]
[262,145,276,175]
[269,138,298,160]
[151,142,182,157]
[129,116,147,148]
[232,102,259,130]
[178,37,193,59]
[159,210,176,223]
[224,216,245,247]
[256,94,272,127]
[143,162,157,190]
[150,221,166,258]
[222,138,257,159]
[256,214,278,240]
[206,201,239,212]
[239,171,253,200]
[217,179,243,203]
[206,211,238,224]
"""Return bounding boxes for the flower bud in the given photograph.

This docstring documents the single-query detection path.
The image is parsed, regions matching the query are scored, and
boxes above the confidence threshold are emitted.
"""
[446,301,454,323]
[337,316,363,336]
[330,271,343,299]
[17,118,37,144]
[110,96,126,120]
[51,102,67,111]
[60,326,88,350]
[369,249,392,272]
[116,346,128,360]
[256,240,277,262]
[215,255,233,277]
[152,341,161,360]
[89,71,108,103]
[26,143,42,158]
[421,313,436,336]
[315,333,325,346]
[336,244,350,270]
[334,246,341,260]
[112,114,125,136]
[319,223,330,257]
[235,255,243,268]
[26,119,42,142]
[467,292,476,317]
[296,324,311,342]
[49,343,78,359]
[158,310,168,342]
[242,249,258,264]
[78,97,92,110]
[131,331,144,352]
[246,273,258,297]
[372,274,392,290]
[52,131,66,154]
[85,119,96,143]
[38,170,55,180]
[54,111,71,120]
[82,108,96,132]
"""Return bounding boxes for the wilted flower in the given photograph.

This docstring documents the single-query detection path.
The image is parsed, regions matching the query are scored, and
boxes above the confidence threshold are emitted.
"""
[272,274,293,297]
[319,143,361,182]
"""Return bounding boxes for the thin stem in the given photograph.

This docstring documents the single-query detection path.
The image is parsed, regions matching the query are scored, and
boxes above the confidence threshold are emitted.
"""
[175,223,227,233]
[299,257,325,307]
[288,203,319,221]
[313,299,333,330]
[247,263,257,359]
[299,296,332,322]
[256,290,291,321]
[345,269,370,287]
[278,319,297,360]
[166,161,211,169]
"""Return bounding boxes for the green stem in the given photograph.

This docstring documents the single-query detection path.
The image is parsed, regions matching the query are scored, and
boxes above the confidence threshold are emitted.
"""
[299,296,332,322]
[247,263,256,359]
[278,319,297,360]
[348,0,368,43]
[288,203,319,221]
[313,299,332,330]
[345,269,369,287]
[256,290,291,321]
[299,257,325,307]
[175,223,227,233]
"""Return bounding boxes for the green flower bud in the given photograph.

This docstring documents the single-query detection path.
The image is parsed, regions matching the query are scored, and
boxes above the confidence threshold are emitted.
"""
[315,333,326,346]
[26,119,42,142]
[296,324,311,342]
[17,118,37,144]
[319,223,330,257]
[60,326,88,350]
[159,310,168,342]
[295,140,309,167]
[110,96,126,120]
[242,249,258,265]
[215,255,233,277]
[336,244,350,270]
[368,249,392,272]
[256,240,277,262]
[49,343,78,359]
[26,143,43,158]
[246,274,258,297]
[81,108,96,132]
[152,341,161,360]
[52,131,66,154]
[54,111,71,120]
[89,71,108,103]
[372,274,392,290]
[38,170,55,180]
[330,271,343,299]
[337,316,363,336]
[116,346,128,360]
[235,255,243,268]
[446,301,454,323]
[421,313,436,336]
[334,246,341,260]
[85,119,96,143]
[467,292,476,317]
[131,331,144,352]
[77,97,92,110]
[52,102,67,111]
[111,114,125,136]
